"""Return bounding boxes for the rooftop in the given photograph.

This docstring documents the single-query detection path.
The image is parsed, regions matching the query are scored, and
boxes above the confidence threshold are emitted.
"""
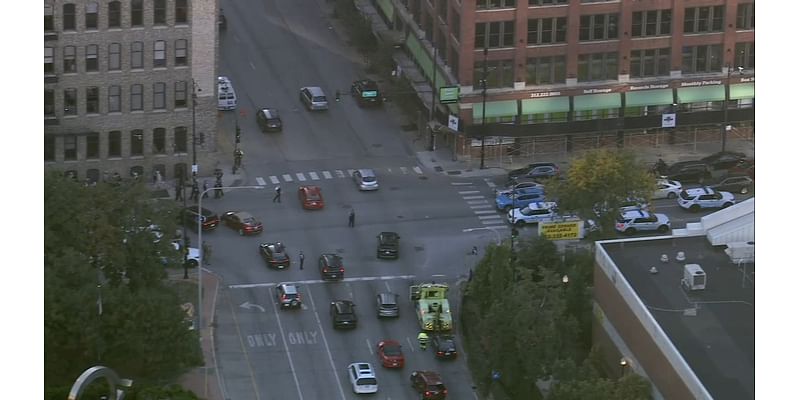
[602,236,754,400]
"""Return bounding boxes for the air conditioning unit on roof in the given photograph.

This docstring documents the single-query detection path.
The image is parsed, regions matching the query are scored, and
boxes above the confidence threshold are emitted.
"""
[682,264,706,291]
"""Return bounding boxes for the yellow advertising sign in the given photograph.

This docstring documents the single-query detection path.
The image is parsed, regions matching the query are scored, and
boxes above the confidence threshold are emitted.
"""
[539,220,584,241]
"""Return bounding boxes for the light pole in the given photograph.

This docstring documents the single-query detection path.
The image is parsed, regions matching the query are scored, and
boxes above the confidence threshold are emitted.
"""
[196,185,264,331]
[722,64,744,152]
[428,28,444,151]
[191,79,199,179]
[479,47,489,169]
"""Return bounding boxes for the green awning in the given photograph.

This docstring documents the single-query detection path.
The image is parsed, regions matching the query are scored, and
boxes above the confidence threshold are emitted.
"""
[677,86,725,103]
[405,33,448,89]
[625,89,674,107]
[521,97,570,114]
[473,100,519,119]
[573,93,621,111]
[376,0,394,22]
[729,83,755,100]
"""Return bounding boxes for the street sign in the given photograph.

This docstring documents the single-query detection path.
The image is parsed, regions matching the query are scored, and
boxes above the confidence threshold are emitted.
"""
[662,113,676,128]
[439,86,460,104]
[448,114,459,131]
[538,220,585,240]
[191,164,198,173]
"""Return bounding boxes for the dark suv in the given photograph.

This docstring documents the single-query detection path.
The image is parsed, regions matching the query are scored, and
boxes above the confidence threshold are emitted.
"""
[351,79,382,107]
[507,162,559,183]
[259,242,291,269]
[182,206,220,231]
[376,232,400,259]
[256,108,282,132]
[410,371,447,399]
[319,253,344,281]
[330,300,358,329]
[275,283,301,309]
[664,162,712,184]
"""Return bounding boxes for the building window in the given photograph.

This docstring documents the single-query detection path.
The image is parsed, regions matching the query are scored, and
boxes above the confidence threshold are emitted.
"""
[45,90,55,116]
[526,56,566,85]
[175,39,188,66]
[45,136,56,161]
[108,131,122,157]
[85,2,98,29]
[736,3,755,30]
[153,128,166,154]
[153,83,166,110]
[473,59,514,89]
[86,133,99,159]
[64,136,78,161]
[175,81,188,108]
[131,41,144,69]
[44,47,54,74]
[108,1,121,28]
[735,42,755,70]
[475,21,515,49]
[154,41,167,68]
[175,0,188,24]
[45,4,54,32]
[528,17,567,45]
[109,43,121,71]
[174,127,188,153]
[63,46,77,73]
[579,14,618,41]
[630,48,670,78]
[154,0,167,25]
[131,84,143,111]
[681,45,722,74]
[684,6,724,33]
[86,87,99,114]
[63,3,76,30]
[64,89,78,115]
[131,0,143,27]
[108,85,121,113]
[632,10,671,37]
[577,52,618,82]
[131,130,144,156]
[476,0,516,9]
[530,0,567,5]
[85,44,98,72]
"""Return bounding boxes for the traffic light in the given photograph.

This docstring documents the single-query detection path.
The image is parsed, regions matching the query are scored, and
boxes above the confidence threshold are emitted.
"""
[511,228,519,239]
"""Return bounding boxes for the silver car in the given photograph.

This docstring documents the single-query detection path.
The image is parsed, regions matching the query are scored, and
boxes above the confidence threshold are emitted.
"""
[299,86,328,111]
[353,169,379,191]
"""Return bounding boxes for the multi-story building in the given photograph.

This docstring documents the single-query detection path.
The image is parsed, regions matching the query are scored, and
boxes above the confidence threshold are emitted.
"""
[44,0,219,182]
[373,0,755,157]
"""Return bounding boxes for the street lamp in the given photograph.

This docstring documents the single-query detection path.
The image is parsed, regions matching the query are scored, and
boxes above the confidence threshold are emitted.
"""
[191,79,200,179]
[480,47,489,169]
[196,185,264,331]
[428,23,447,152]
[722,64,744,152]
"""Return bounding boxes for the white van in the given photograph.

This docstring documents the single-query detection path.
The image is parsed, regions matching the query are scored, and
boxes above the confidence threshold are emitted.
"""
[217,76,237,110]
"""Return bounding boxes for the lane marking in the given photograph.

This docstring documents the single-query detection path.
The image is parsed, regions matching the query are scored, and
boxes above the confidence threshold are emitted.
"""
[282,174,293,182]
[470,204,493,209]
[384,281,391,292]
[256,177,266,186]
[399,167,408,174]
[306,290,348,400]
[249,61,256,70]
[463,225,509,232]
[473,210,496,215]
[296,173,307,182]
[451,182,474,186]
[478,215,502,220]
[482,220,507,226]
[413,166,423,174]
[309,172,320,180]
[366,338,374,355]
[467,200,489,205]
[322,171,333,179]
[229,274,417,289]
[346,169,356,176]
[484,178,497,188]
[269,176,280,184]
[268,287,305,399]
[462,195,485,200]
[225,289,263,400]
[335,170,346,178]
[458,191,481,195]
[406,337,416,353]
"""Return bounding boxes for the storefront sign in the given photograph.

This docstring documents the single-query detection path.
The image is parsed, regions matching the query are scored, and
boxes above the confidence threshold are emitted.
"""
[439,86,460,104]
[679,80,722,87]
[739,76,755,83]
[530,91,562,98]
[539,220,584,240]
[629,83,670,91]
[583,88,613,94]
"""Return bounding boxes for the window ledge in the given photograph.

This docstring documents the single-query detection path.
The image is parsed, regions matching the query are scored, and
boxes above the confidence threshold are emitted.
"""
[107,157,124,160]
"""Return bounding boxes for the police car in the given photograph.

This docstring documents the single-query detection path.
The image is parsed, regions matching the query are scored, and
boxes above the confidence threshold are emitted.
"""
[507,201,559,226]
[614,209,671,235]
[677,187,736,212]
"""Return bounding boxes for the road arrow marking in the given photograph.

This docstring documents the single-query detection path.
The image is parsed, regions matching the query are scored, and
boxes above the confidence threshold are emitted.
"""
[239,301,266,312]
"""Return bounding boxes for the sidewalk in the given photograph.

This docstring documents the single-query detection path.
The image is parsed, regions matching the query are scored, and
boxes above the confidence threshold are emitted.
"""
[149,162,248,201]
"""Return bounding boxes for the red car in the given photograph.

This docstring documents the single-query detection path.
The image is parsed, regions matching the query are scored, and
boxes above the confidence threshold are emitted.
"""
[377,340,405,368]
[298,185,324,210]
[221,211,263,235]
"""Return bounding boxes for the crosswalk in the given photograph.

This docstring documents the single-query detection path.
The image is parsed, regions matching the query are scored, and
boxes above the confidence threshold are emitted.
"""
[455,178,508,232]
[254,166,424,185]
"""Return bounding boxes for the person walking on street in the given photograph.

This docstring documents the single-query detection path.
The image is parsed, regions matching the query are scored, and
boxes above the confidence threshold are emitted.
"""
[299,251,305,270]
[202,180,209,198]
[417,331,429,351]
[273,185,282,203]
[348,209,355,227]
[191,181,200,202]
[175,180,183,201]
[202,241,212,266]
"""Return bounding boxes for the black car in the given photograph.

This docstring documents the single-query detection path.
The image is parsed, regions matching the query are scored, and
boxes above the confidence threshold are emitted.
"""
[664,162,712,184]
[376,232,400,259]
[351,79,382,107]
[708,175,754,194]
[259,242,291,269]
[256,108,282,132]
[507,162,559,182]
[700,151,747,171]
[319,253,344,281]
[182,206,220,231]
[330,300,358,329]
[431,335,457,359]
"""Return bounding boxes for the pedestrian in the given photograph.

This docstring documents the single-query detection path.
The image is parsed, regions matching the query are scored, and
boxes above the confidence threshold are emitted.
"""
[215,181,224,198]
[299,251,305,270]
[468,268,474,282]
[417,331,429,351]
[175,180,184,201]
[348,209,355,227]
[273,185,282,203]
[471,246,479,255]
[202,180,209,198]
[202,241,211,265]
[191,183,200,202]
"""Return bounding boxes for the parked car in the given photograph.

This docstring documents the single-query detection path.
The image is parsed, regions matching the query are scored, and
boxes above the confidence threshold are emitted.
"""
[728,159,755,180]
[299,86,328,111]
[410,371,447,399]
[376,292,399,318]
[275,283,302,309]
[351,79,382,107]
[653,179,682,199]
[221,211,263,235]
[377,340,404,368]
[496,179,544,195]
[353,169,379,191]
[256,108,282,132]
[319,253,344,280]
[700,151,747,171]
[259,242,291,269]
[376,231,400,259]
[431,335,457,359]
[347,363,378,394]
[664,162,712,184]
[677,187,736,212]
[614,210,671,235]
[708,175,754,194]
[507,162,559,182]
[495,187,546,212]
[182,206,220,231]
[298,185,324,210]
[507,202,559,226]
[331,300,358,329]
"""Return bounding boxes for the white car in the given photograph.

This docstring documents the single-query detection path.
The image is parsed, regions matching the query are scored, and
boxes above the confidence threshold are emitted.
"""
[347,362,378,394]
[353,169,379,191]
[165,241,200,267]
[678,187,736,212]
[653,179,682,199]
[614,210,671,235]
[507,202,559,226]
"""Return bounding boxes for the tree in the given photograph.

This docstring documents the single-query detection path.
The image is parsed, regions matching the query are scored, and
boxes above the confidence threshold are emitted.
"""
[546,149,655,234]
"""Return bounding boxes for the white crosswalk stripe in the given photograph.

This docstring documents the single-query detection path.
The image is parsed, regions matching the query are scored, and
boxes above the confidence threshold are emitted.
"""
[478,215,503,220]
[322,171,333,179]
[482,220,506,225]
[462,195,485,200]
[400,167,408,174]
[484,178,497,188]
[269,176,280,184]
[346,169,356,177]
[467,200,489,205]
[296,173,307,181]
[470,204,494,209]
[413,166,423,174]
[256,177,266,186]
[309,172,320,180]
[282,174,293,182]
[474,210,496,215]
[335,170,346,178]
[458,191,481,195]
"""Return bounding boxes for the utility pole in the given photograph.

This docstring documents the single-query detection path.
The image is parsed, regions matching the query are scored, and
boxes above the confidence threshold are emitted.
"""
[480,47,488,169]
[191,79,199,179]
[428,37,439,151]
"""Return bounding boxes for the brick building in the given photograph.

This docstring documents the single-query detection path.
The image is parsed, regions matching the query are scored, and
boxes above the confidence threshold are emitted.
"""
[44,0,219,182]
